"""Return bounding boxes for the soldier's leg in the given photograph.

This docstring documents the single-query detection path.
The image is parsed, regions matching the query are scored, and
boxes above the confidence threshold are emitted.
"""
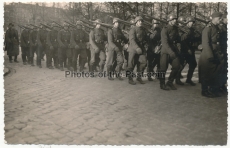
[79,49,87,72]
[58,47,64,71]
[99,50,106,73]
[26,47,30,64]
[21,47,26,64]
[127,52,138,85]
[106,49,115,80]
[89,48,96,72]
[30,46,35,66]
[186,54,197,85]
[159,54,170,90]
[54,49,59,68]
[167,57,180,90]
[136,54,147,84]
[36,45,42,68]
[176,55,186,85]
[147,51,154,81]
[115,50,124,80]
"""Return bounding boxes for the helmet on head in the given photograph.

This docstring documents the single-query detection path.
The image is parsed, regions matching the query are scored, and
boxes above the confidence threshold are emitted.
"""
[130,19,135,24]
[135,16,144,23]
[76,21,82,25]
[113,18,119,24]
[186,16,195,23]
[167,14,177,22]
[94,19,102,25]
[63,22,69,27]
[178,16,186,23]
[152,19,159,24]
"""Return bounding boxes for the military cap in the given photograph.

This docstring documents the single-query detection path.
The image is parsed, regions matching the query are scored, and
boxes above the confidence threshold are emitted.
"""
[211,12,223,18]
[152,19,160,24]
[63,22,69,27]
[167,14,177,21]
[135,16,144,23]
[113,18,119,24]
[186,16,195,23]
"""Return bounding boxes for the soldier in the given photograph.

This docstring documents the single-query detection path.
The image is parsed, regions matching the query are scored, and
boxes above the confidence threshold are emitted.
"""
[5,23,19,63]
[126,16,148,85]
[89,19,107,73]
[20,24,30,65]
[176,16,197,86]
[29,25,38,66]
[159,14,180,90]
[199,12,224,97]
[46,22,59,69]
[147,19,161,81]
[107,18,128,80]
[37,24,47,68]
[219,14,227,93]
[70,21,89,72]
[57,22,71,71]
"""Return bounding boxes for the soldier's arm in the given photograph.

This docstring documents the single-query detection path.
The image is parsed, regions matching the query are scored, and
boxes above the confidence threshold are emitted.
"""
[180,28,191,41]
[129,28,139,49]
[202,27,212,52]
[29,31,34,46]
[121,30,129,44]
[89,30,98,49]
[84,31,89,42]
[108,29,117,50]
[20,31,26,47]
[161,27,175,55]
[57,30,65,47]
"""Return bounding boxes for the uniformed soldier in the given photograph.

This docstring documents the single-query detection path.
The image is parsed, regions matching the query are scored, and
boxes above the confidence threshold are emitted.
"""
[126,16,148,85]
[37,23,47,68]
[57,22,71,71]
[107,18,128,80]
[5,23,19,63]
[29,25,38,66]
[218,14,227,93]
[176,16,197,86]
[89,19,107,72]
[199,12,224,97]
[20,24,30,65]
[70,21,89,72]
[147,19,161,81]
[159,14,180,90]
[46,22,59,69]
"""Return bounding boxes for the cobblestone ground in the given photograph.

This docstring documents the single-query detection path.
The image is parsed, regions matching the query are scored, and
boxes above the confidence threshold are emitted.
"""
[4,52,227,145]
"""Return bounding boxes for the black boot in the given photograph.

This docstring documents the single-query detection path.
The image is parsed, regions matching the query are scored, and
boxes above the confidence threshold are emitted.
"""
[176,78,184,85]
[160,79,170,90]
[128,74,136,85]
[31,58,35,66]
[107,66,114,80]
[166,81,177,90]
[186,79,196,86]
[137,77,145,84]
[201,90,215,98]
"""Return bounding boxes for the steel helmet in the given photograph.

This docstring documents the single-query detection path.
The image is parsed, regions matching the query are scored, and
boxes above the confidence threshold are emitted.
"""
[178,16,186,23]
[167,14,177,21]
[113,18,119,24]
[186,16,195,23]
[135,16,144,23]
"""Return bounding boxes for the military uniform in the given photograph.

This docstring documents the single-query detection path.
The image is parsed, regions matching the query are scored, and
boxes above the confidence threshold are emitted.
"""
[160,23,180,89]
[147,24,161,81]
[199,12,224,97]
[57,26,71,71]
[5,23,19,62]
[127,16,148,84]
[20,28,30,64]
[89,21,107,72]
[37,27,47,68]
[176,18,197,85]
[29,28,38,66]
[46,27,59,69]
[107,23,128,80]
[70,25,89,72]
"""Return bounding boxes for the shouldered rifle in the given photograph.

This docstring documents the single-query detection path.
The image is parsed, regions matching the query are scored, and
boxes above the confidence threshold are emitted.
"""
[195,17,209,25]
[88,20,113,29]
[79,19,95,27]
[18,25,26,29]
[29,24,39,29]
[52,21,63,28]
[40,23,52,30]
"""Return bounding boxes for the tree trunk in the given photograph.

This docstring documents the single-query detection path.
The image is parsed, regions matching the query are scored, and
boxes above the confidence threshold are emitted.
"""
[176,3,180,18]
[136,2,139,15]
[217,2,220,11]
[90,2,93,20]
[195,4,197,18]
[189,3,192,15]
[160,3,162,19]
[166,2,169,16]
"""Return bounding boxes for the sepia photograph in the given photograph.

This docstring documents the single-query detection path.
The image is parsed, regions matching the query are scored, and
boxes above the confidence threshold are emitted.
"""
[2,0,228,146]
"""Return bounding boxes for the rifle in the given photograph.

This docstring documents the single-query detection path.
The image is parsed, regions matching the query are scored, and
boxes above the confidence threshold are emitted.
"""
[88,20,113,29]
[40,23,52,30]
[18,25,26,29]
[29,24,39,29]
[79,19,95,27]
[143,14,189,34]
[52,21,63,28]
[195,17,209,24]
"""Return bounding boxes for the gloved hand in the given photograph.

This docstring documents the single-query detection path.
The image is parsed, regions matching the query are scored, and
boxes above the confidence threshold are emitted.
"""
[123,44,129,50]
[114,46,119,52]
[136,48,142,54]
[188,50,192,55]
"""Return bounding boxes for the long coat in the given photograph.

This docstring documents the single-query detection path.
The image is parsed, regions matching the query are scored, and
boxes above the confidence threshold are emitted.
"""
[5,28,19,56]
[198,23,224,86]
